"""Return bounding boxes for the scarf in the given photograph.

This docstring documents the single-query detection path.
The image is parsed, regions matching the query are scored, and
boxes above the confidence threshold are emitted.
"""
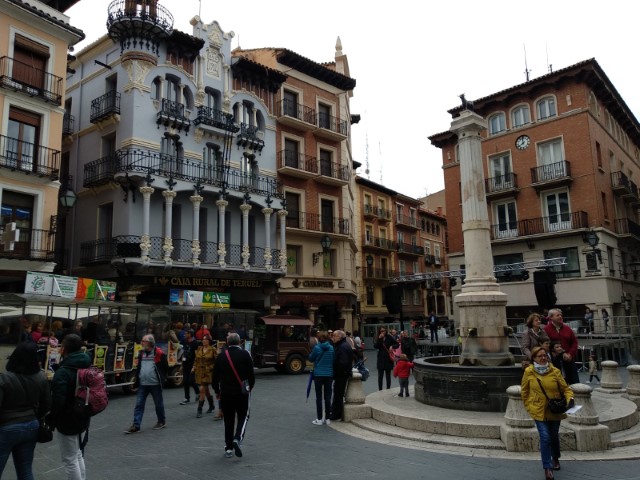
[533,362,549,375]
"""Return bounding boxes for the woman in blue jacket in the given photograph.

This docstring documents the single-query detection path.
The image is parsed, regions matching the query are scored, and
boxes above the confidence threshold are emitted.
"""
[308,331,335,425]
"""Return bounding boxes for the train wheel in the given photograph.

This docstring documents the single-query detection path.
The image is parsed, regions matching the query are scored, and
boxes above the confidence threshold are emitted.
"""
[285,354,305,374]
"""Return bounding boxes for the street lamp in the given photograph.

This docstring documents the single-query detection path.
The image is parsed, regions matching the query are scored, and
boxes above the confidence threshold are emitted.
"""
[312,235,332,265]
[582,228,602,264]
[59,188,77,210]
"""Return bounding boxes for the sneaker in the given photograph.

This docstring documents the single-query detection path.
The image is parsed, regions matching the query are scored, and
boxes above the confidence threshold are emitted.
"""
[324,419,331,425]
[232,439,243,458]
[124,425,140,434]
[312,419,323,425]
[224,449,233,458]
[179,399,190,405]
[152,422,165,430]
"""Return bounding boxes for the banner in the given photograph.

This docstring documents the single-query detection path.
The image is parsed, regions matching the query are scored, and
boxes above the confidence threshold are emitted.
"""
[93,345,108,370]
[170,289,230,308]
[167,341,178,367]
[132,343,143,368]
[25,272,116,301]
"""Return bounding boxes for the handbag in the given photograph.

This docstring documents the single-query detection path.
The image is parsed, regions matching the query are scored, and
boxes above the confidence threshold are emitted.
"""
[225,349,251,395]
[536,378,568,414]
[37,417,54,443]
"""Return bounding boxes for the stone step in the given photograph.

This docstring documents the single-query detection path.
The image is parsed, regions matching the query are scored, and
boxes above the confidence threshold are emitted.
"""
[351,418,506,450]
[610,421,640,447]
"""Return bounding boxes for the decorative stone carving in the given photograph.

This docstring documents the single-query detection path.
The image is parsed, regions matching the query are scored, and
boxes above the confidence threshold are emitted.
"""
[162,236,173,265]
[122,59,154,93]
[206,48,221,79]
[191,239,201,267]
[140,234,151,262]
[241,244,250,269]
[217,242,226,269]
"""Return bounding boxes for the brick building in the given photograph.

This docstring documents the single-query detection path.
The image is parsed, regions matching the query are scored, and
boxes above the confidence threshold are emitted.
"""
[429,59,640,331]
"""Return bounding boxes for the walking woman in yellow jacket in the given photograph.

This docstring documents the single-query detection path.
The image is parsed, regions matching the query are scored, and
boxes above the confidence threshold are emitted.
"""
[521,346,574,480]
[193,334,217,418]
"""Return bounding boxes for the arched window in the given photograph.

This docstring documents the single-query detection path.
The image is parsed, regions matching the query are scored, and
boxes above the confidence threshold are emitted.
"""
[182,86,194,110]
[204,87,221,110]
[152,76,162,100]
[511,104,530,128]
[165,74,180,103]
[536,96,556,120]
[488,112,506,135]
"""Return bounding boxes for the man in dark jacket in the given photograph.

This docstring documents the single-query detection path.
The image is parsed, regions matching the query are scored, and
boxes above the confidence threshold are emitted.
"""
[48,334,92,480]
[125,334,168,434]
[374,327,398,390]
[329,330,354,421]
[179,329,199,405]
[212,332,255,459]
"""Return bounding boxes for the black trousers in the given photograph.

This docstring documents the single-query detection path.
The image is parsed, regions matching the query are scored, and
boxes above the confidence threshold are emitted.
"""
[377,368,392,390]
[330,372,349,420]
[220,392,249,450]
[182,362,198,400]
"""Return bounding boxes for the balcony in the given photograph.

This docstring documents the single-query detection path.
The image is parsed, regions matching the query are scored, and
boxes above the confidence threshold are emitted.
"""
[0,56,62,105]
[62,113,74,136]
[530,160,572,189]
[277,150,317,179]
[424,254,443,265]
[107,0,174,55]
[80,235,282,269]
[363,267,392,280]
[0,225,56,261]
[193,106,238,133]
[363,204,376,219]
[490,210,588,240]
[157,98,190,133]
[615,218,640,242]
[90,91,121,124]
[396,214,419,230]
[276,99,316,131]
[236,123,264,152]
[611,171,639,203]
[362,235,396,251]
[317,159,349,186]
[285,211,349,235]
[397,242,425,256]
[314,112,348,141]
[0,134,60,179]
[485,172,518,198]
[376,207,392,223]
[83,147,282,198]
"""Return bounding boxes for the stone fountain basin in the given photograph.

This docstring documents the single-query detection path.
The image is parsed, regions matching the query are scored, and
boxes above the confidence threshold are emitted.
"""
[414,356,524,412]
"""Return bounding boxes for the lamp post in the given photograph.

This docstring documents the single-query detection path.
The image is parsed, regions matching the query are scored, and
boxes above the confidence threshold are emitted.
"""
[312,234,332,265]
[54,181,77,274]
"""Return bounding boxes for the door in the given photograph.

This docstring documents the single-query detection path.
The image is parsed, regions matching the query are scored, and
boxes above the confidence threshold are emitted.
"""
[495,201,518,238]
[545,191,571,231]
[321,199,334,233]
[489,153,512,189]
[285,192,300,229]
[538,140,564,180]
[1,191,34,256]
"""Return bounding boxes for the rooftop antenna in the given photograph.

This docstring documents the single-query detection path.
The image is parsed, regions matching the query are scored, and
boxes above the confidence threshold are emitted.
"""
[523,44,531,82]
[365,132,370,179]
[546,44,553,73]
[198,0,201,17]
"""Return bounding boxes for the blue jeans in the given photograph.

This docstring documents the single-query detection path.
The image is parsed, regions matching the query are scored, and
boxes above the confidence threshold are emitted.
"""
[535,420,561,469]
[133,385,165,427]
[0,419,39,480]
[314,376,333,420]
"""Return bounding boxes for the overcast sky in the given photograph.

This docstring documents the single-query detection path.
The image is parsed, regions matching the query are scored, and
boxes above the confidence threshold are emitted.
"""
[67,0,640,199]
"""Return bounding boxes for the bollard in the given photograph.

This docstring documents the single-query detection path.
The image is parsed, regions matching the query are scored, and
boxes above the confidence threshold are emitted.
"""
[343,370,371,422]
[566,383,610,451]
[598,360,625,393]
[626,365,640,396]
[500,385,538,452]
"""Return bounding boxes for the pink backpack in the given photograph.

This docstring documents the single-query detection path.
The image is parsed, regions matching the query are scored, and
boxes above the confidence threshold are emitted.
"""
[76,367,109,416]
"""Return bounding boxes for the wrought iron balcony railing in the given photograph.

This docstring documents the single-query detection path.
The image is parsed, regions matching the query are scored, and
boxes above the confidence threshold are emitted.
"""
[83,148,282,198]
[611,171,639,201]
[486,172,518,194]
[0,56,62,105]
[316,112,348,136]
[107,0,174,55]
[530,160,571,184]
[615,218,640,240]
[277,99,316,124]
[0,225,56,261]
[63,113,74,136]
[0,134,60,179]
[80,235,281,269]
[157,98,190,132]
[277,150,317,174]
[363,267,393,280]
[362,235,396,250]
[285,211,349,235]
[376,207,392,221]
[319,159,349,182]
[490,210,588,239]
[396,214,418,228]
[397,242,425,255]
[90,91,121,123]
[236,123,265,152]
[193,106,238,132]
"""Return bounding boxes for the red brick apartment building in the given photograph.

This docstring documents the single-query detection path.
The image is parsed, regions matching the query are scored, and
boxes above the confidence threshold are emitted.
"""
[429,59,640,331]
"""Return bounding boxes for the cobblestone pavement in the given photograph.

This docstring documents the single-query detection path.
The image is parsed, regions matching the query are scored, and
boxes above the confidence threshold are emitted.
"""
[4,367,640,480]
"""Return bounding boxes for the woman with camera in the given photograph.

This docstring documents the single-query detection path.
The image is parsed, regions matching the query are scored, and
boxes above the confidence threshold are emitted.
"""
[521,346,574,480]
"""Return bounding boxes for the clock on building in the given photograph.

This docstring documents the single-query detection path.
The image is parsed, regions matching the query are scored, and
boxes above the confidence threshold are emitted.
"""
[515,135,531,150]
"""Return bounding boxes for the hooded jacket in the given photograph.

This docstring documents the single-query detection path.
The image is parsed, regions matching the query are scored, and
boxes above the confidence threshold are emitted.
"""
[308,341,334,377]
[49,350,92,434]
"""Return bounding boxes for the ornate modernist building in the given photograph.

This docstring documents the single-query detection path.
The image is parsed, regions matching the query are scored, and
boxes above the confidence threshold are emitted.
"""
[430,59,640,330]
[0,0,84,291]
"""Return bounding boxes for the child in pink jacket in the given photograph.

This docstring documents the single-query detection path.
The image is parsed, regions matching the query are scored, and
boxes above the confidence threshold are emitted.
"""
[393,354,414,397]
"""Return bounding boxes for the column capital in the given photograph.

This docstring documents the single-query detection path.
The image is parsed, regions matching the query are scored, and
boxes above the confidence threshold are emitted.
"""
[140,186,155,195]
[262,207,274,215]
[162,190,177,200]
[450,110,487,136]
[216,199,228,208]
[190,195,203,204]
[277,209,288,217]
[240,204,252,213]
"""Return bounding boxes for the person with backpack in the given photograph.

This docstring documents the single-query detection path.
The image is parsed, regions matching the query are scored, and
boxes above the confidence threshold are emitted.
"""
[125,334,168,434]
[48,334,92,480]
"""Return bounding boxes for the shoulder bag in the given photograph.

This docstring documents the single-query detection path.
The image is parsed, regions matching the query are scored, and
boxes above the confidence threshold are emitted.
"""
[225,349,251,395]
[535,377,568,414]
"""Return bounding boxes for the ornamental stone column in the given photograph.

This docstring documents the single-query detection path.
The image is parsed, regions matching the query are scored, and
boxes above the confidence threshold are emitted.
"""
[450,110,511,366]
[190,194,203,267]
[262,206,273,271]
[139,186,154,262]
[278,209,288,272]
[216,197,228,268]
[162,190,176,265]
[240,202,252,269]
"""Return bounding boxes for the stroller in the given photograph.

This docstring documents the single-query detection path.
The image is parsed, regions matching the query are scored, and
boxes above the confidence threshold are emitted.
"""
[354,359,370,381]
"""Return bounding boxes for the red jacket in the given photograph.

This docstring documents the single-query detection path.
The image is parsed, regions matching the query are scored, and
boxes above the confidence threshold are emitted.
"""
[544,322,578,358]
[393,359,414,379]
